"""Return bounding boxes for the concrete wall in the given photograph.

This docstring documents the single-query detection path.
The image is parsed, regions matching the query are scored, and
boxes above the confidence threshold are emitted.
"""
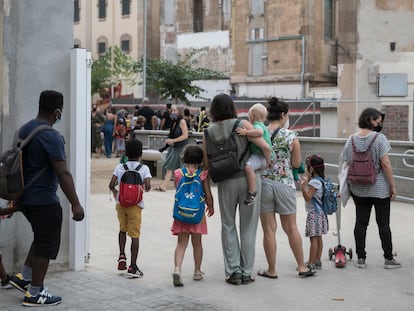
[135,130,414,200]
[0,1,73,272]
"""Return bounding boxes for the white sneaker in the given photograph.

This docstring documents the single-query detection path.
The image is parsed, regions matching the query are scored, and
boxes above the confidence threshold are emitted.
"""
[384,258,401,269]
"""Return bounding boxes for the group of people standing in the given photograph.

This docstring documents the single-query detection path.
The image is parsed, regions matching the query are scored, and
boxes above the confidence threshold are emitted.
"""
[91,99,210,159]
[153,94,401,286]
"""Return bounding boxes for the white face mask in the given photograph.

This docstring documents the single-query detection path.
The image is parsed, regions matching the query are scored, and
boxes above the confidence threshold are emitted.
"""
[283,117,289,129]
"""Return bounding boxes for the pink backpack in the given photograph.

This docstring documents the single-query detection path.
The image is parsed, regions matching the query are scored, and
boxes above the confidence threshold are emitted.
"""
[347,133,379,185]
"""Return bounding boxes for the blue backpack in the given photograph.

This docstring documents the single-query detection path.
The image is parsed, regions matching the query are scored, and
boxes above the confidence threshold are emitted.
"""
[173,168,205,224]
[312,176,338,216]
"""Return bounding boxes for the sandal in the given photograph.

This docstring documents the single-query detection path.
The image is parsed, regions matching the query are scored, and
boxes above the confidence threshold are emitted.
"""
[154,186,166,192]
[193,271,204,281]
[257,269,278,279]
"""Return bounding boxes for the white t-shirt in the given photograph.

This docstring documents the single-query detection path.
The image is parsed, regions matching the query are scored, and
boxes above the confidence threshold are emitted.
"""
[112,161,152,208]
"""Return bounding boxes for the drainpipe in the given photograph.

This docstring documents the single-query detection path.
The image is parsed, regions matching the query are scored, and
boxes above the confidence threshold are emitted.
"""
[246,35,306,98]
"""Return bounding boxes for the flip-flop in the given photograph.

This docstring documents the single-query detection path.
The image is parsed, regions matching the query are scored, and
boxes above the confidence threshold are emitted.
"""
[154,186,166,192]
[257,270,278,279]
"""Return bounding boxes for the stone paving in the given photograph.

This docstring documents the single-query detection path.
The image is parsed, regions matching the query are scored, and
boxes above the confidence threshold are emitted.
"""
[1,157,414,310]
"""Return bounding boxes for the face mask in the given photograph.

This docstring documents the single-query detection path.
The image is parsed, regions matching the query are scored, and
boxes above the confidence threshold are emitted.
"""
[283,117,289,129]
[373,125,382,132]
[54,109,62,125]
[171,113,178,120]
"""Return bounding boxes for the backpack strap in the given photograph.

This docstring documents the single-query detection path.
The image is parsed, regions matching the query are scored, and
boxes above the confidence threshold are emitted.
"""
[18,125,58,191]
[123,163,143,173]
[15,124,56,148]
[351,133,379,153]
[311,176,325,212]
[234,120,249,164]
[270,127,281,143]
[204,119,249,164]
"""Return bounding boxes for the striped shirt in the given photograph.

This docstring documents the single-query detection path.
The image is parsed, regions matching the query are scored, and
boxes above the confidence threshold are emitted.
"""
[341,132,391,198]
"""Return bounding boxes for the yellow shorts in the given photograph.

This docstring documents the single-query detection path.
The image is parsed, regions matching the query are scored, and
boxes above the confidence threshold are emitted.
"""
[116,204,142,238]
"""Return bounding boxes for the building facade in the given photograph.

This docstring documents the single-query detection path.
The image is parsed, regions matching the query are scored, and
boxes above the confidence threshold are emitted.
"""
[74,0,414,140]
[73,0,160,98]
[231,0,337,99]
[336,0,414,140]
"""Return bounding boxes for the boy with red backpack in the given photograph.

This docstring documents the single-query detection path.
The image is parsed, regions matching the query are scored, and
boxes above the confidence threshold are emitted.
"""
[108,139,152,277]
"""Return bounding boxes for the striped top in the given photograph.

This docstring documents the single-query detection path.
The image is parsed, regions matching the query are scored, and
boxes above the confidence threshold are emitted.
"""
[341,132,391,198]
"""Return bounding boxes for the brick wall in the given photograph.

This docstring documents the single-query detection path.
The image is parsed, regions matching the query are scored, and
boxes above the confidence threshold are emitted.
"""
[382,105,409,140]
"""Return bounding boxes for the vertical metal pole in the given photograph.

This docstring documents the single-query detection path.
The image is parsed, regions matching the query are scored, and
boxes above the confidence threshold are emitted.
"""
[312,92,316,137]
[142,0,148,99]
[301,35,305,99]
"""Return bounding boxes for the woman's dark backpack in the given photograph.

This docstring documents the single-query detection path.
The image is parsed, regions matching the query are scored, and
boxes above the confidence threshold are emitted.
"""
[204,120,249,183]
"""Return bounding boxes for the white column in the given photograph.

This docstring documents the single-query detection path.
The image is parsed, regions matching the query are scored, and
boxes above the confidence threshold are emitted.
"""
[69,48,91,270]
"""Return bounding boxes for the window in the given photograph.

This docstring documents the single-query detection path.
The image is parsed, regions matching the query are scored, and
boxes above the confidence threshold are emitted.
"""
[98,42,106,54]
[324,0,334,39]
[121,40,130,52]
[74,39,81,48]
[98,0,106,19]
[120,34,132,53]
[97,37,108,55]
[251,28,264,40]
[74,0,80,23]
[122,0,130,16]
[193,0,203,32]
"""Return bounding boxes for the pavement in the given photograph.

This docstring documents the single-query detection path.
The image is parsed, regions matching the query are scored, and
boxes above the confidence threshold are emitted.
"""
[1,158,414,310]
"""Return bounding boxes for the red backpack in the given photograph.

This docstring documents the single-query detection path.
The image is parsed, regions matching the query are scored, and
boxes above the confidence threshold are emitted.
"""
[347,133,379,185]
[118,164,144,207]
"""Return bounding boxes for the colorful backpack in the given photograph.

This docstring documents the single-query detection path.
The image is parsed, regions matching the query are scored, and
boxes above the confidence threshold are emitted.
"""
[173,168,205,224]
[118,164,144,207]
[312,176,338,216]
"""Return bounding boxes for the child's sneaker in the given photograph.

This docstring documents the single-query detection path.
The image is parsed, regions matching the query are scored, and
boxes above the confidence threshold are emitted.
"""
[1,274,12,289]
[244,191,257,206]
[384,258,401,269]
[127,264,143,278]
[172,272,184,287]
[9,273,30,293]
[22,288,62,306]
[307,263,317,273]
[315,261,322,270]
[117,254,127,271]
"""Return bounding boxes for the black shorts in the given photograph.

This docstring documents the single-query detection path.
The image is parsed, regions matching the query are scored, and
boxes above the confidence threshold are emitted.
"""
[23,204,62,260]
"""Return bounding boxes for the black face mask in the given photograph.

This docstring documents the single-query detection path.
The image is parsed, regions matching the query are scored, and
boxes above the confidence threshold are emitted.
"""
[373,125,383,132]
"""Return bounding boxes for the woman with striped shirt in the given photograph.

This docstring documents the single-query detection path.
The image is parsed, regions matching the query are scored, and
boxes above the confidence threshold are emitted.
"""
[341,108,400,269]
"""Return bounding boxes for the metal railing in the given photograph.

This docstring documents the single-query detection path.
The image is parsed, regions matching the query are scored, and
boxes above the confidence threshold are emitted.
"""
[326,152,414,204]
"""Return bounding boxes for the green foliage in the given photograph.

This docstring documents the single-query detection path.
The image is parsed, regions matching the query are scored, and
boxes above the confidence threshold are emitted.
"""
[134,54,226,104]
[91,46,137,96]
